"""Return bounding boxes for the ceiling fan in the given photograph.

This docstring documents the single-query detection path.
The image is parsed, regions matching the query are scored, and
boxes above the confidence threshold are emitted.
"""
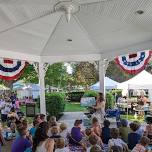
[0,0,112,34]
[53,0,112,22]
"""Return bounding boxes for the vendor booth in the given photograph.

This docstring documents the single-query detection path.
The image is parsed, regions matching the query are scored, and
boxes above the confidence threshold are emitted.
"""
[118,70,152,102]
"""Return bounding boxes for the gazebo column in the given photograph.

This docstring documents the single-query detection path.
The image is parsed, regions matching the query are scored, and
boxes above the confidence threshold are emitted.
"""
[38,62,49,115]
[99,59,109,97]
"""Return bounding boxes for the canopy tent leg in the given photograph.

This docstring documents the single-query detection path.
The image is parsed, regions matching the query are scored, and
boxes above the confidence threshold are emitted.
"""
[39,62,49,115]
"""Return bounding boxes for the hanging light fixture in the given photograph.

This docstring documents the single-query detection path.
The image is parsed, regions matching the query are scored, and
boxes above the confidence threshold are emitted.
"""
[54,0,80,22]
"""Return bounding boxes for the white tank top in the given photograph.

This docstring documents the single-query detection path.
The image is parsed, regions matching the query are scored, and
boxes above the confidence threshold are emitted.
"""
[36,141,47,152]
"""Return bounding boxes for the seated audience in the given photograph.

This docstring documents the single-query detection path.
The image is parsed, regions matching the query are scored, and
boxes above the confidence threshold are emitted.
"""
[33,121,54,152]
[87,134,102,152]
[145,117,152,139]
[69,119,83,146]
[29,120,39,138]
[131,136,150,152]
[47,116,57,127]
[91,117,101,137]
[40,114,45,122]
[134,121,144,137]
[108,128,128,152]
[101,119,111,145]
[50,126,61,141]
[119,119,130,143]
[59,123,69,145]
[11,121,32,152]
[82,128,92,148]
[128,122,141,150]
[34,114,42,125]
[55,138,69,152]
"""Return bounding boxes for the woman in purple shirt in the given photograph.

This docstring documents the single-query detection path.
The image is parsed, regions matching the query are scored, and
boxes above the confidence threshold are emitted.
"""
[69,119,83,145]
[11,121,32,152]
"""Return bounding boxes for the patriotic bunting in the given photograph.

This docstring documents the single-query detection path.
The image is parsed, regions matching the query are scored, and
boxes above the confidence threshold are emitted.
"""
[0,58,28,80]
[115,50,152,74]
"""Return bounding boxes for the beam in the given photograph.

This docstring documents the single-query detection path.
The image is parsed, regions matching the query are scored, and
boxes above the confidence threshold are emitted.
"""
[0,49,40,62]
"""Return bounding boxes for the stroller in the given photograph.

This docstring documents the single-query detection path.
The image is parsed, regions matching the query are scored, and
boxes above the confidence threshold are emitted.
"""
[105,108,121,127]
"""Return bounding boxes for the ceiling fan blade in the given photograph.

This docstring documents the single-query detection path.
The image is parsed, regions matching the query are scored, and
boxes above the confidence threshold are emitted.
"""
[0,10,52,34]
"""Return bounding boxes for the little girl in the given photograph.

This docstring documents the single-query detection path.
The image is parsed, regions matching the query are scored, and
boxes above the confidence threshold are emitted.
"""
[55,138,69,152]
[131,136,150,152]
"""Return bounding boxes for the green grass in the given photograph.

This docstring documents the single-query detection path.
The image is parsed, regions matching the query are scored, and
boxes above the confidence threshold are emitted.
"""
[120,114,144,123]
[64,102,87,112]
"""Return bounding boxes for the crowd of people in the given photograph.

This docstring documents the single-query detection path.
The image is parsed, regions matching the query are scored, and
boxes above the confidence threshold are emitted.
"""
[0,92,152,151]
[0,113,150,152]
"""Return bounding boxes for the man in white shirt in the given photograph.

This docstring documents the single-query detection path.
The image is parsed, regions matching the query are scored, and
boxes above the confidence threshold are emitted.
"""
[0,97,12,123]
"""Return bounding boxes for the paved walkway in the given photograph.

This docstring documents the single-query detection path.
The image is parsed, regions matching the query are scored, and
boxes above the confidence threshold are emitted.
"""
[59,112,84,130]
[59,112,117,130]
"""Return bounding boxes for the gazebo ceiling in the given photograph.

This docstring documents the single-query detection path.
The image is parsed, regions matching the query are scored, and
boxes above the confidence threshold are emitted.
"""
[0,0,152,62]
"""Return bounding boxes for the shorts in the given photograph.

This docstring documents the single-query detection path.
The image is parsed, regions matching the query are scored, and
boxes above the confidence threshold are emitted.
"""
[1,114,7,122]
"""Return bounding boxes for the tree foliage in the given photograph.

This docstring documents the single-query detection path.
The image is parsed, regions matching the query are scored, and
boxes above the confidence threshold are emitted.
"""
[71,62,98,86]
[45,63,68,88]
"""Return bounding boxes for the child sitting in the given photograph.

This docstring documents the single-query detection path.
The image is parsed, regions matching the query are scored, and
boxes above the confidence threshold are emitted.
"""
[145,116,152,139]
[128,122,141,150]
[131,136,150,152]
[82,128,92,148]
[102,119,111,145]
[59,123,69,145]
[55,138,69,152]
[91,117,101,137]
[108,128,128,152]
[87,134,102,152]
[47,116,58,127]
[90,145,103,152]
[119,119,130,143]
[50,126,61,141]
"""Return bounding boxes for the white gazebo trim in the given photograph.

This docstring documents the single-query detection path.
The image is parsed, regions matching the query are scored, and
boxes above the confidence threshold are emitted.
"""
[0,49,40,62]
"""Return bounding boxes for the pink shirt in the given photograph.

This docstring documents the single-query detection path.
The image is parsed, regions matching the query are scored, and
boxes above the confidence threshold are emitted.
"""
[15,100,20,109]
[131,144,146,152]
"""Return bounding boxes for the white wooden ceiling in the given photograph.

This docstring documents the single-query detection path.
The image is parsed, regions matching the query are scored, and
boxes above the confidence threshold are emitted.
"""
[0,0,151,62]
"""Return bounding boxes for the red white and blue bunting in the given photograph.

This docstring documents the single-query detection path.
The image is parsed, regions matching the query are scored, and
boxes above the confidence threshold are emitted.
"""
[0,59,28,80]
[115,50,152,74]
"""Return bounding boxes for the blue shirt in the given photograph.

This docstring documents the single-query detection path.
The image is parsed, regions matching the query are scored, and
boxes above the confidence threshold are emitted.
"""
[11,136,31,152]
[128,132,140,150]
[102,127,111,144]
[29,127,36,138]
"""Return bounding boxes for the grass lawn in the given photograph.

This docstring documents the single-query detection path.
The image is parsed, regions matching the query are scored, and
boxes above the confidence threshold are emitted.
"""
[64,102,87,112]
[120,114,144,123]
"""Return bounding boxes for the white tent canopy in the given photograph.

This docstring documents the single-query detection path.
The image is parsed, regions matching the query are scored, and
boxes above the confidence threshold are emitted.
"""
[90,77,120,91]
[118,70,152,100]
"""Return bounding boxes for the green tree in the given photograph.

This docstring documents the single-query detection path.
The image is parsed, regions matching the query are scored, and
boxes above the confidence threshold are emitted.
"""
[20,64,38,83]
[72,62,98,87]
[45,63,68,89]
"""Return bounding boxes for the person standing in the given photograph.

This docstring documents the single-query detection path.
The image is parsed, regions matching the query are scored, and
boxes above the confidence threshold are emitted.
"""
[92,92,105,125]
[0,97,12,125]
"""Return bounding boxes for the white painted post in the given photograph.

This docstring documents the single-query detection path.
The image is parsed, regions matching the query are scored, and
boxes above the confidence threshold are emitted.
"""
[99,59,109,98]
[99,60,105,96]
[39,62,46,115]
